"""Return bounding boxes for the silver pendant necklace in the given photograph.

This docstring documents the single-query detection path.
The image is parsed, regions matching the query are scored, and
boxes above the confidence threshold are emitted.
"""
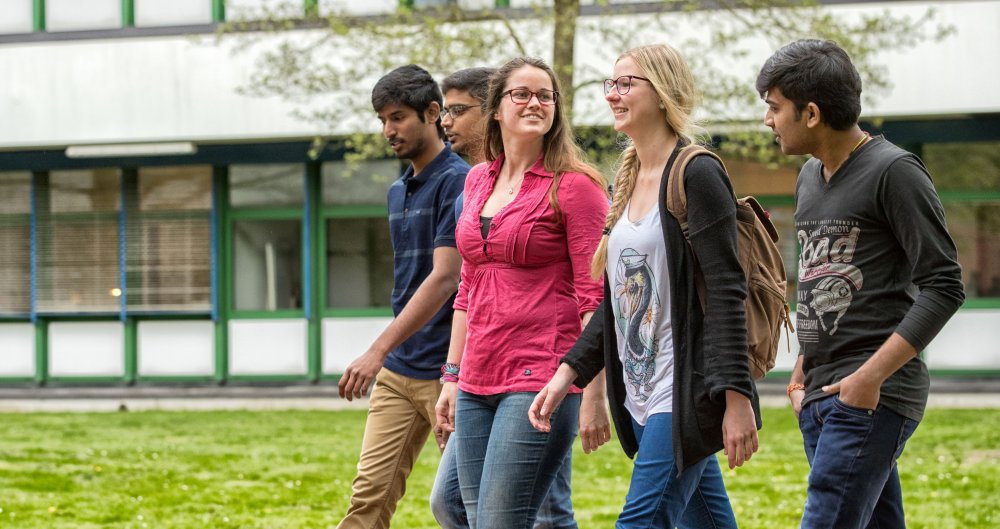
[505,175,523,195]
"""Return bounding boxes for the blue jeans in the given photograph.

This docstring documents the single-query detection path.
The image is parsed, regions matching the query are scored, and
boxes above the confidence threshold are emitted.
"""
[798,395,919,529]
[617,413,737,529]
[455,391,580,529]
[431,429,577,529]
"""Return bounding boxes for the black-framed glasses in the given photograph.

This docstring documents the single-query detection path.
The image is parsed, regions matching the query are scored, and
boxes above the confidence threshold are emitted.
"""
[443,104,476,119]
[604,75,651,96]
[502,88,558,106]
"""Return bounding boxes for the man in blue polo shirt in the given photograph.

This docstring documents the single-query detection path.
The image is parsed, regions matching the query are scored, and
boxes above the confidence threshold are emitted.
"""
[337,64,469,529]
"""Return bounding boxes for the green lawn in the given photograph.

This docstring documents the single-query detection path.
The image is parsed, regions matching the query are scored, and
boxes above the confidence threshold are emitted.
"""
[0,407,997,528]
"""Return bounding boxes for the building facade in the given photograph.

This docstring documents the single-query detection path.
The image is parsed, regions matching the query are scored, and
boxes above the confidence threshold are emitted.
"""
[0,0,998,385]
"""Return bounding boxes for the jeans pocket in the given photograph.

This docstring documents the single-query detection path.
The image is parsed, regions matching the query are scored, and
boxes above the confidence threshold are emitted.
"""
[831,395,874,419]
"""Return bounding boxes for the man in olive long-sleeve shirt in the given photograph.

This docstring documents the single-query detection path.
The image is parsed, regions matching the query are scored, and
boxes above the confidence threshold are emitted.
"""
[756,40,965,529]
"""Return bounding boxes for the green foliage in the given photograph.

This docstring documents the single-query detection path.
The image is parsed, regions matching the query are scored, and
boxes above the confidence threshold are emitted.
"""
[0,407,997,528]
[216,1,953,166]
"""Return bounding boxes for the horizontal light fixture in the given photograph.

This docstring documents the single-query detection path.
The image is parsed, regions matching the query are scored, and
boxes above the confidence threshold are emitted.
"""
[65,142,197,158]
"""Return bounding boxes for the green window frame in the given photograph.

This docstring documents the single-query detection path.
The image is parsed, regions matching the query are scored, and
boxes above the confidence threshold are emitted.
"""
[226,163,308,319]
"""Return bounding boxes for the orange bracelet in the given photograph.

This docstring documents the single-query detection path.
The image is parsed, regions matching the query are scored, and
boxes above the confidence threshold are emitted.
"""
[787,383,805,396]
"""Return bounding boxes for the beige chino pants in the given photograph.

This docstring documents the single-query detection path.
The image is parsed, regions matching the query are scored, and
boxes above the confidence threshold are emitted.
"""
[337,368,442,529]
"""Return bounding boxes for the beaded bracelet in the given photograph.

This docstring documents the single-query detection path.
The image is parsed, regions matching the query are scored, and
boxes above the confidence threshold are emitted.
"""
[440,362,460,384]
[787,383,805,396]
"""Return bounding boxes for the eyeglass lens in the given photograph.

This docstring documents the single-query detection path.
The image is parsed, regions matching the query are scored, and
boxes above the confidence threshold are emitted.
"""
[444,105,471,118]
[509,89,556,105]
[604,76,636,95]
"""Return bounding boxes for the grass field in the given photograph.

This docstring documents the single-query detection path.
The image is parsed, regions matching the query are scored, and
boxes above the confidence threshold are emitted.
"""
[0,407,997,528]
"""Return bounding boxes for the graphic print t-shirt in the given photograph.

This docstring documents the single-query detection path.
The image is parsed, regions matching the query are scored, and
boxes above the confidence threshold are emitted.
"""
[607,203,674,426]
[794,137,963,421]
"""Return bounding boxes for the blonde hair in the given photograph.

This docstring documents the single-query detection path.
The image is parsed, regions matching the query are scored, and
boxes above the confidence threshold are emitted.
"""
[483,57,607,219]
[590,44,706,278]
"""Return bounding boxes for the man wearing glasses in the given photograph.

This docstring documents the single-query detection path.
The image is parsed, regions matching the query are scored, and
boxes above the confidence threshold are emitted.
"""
[336,64,468,529]
[440,67,495,165]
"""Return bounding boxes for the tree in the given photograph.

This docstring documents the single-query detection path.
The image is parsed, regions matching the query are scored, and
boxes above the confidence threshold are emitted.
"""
[217,0,953,164]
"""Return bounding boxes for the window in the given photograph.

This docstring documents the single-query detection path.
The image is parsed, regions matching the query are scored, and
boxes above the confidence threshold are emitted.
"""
[36,170,121,313]
[0,172,31,315]
[321,159,399,206]
[0,0,33,34]
[232,219,302,311]
[230,164,304,208]
[943,201,1000,298]
[322,159,398,310]
[126,166,212,312]
[326,218,393,308]
[46,0,120,32]
[923,141,1000,300]
[229,164,305,314]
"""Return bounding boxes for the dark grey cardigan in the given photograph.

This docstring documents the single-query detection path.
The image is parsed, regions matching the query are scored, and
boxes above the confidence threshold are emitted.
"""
[562,147,760,473]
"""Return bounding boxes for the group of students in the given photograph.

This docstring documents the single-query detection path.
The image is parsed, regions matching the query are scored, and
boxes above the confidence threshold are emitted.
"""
[333,39,966,529]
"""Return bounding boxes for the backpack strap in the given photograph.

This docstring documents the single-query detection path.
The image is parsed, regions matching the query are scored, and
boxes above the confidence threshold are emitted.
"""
[665,144,732,238]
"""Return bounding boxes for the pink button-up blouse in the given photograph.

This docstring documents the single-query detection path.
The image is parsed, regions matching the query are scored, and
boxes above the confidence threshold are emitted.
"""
[454,154,608,395]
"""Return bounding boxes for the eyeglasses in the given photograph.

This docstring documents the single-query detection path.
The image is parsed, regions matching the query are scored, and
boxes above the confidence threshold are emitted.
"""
[443,104,476,119]
[604,75,651,96]
[502,88,558,106]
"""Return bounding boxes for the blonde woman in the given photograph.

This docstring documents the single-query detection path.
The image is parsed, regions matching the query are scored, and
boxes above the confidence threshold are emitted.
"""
[530,44,759,528]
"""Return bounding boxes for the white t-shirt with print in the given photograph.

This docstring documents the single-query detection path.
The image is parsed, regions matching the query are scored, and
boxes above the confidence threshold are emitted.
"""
[606,203,675,426]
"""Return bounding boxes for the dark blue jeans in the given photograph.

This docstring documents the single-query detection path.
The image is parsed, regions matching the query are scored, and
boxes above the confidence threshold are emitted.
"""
[798,395,919,529]
[617,413,737,529]
[431,423,577,529]
[455,391,580,529]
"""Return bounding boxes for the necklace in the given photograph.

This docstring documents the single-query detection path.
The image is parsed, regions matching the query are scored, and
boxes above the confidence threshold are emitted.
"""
[850,132,870,154]
[504,175,524,195]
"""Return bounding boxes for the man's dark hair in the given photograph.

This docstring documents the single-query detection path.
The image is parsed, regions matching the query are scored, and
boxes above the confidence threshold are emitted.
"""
[441,67,497,110]
[372,64,444,138]
[755,39,862,131]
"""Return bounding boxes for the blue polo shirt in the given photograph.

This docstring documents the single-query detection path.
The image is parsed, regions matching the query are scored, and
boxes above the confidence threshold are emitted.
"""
[385,145,469,379]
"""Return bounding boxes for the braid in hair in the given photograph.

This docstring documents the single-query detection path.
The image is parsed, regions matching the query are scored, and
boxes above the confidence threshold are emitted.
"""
[590,144,641,279]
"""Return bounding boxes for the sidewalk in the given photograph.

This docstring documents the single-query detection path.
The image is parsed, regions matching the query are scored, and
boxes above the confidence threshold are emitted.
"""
[1,378,998,412]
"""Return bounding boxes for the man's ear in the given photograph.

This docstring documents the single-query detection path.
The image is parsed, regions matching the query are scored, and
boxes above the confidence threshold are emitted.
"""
[805,102,822,128]
[425,101,441,123]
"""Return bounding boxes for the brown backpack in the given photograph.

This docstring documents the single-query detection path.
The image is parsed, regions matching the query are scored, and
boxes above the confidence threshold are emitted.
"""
[665,145,794,379]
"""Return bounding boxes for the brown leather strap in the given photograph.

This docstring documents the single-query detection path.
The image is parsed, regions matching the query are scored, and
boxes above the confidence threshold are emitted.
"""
[665,145,729,238]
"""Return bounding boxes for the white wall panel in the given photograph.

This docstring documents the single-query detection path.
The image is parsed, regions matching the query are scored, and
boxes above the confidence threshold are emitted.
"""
[46,0,120,32]
[48,321,123,376]
[770,309,1000,373]
[322,317,391,375]
[138,320,214,376]
[926,310,1000,370]
[0,35,325,149]
[135,0,212,27]
[229,319,307,375]
[0,0,33,34]
[0,323,35,377]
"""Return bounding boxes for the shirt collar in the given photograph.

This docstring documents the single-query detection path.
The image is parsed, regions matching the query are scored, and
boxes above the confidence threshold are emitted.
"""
[402,144,453,184]
[486,152,553,179]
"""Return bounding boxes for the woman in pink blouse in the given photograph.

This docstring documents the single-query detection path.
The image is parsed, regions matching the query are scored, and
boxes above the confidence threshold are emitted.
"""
[433,57,610,529]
